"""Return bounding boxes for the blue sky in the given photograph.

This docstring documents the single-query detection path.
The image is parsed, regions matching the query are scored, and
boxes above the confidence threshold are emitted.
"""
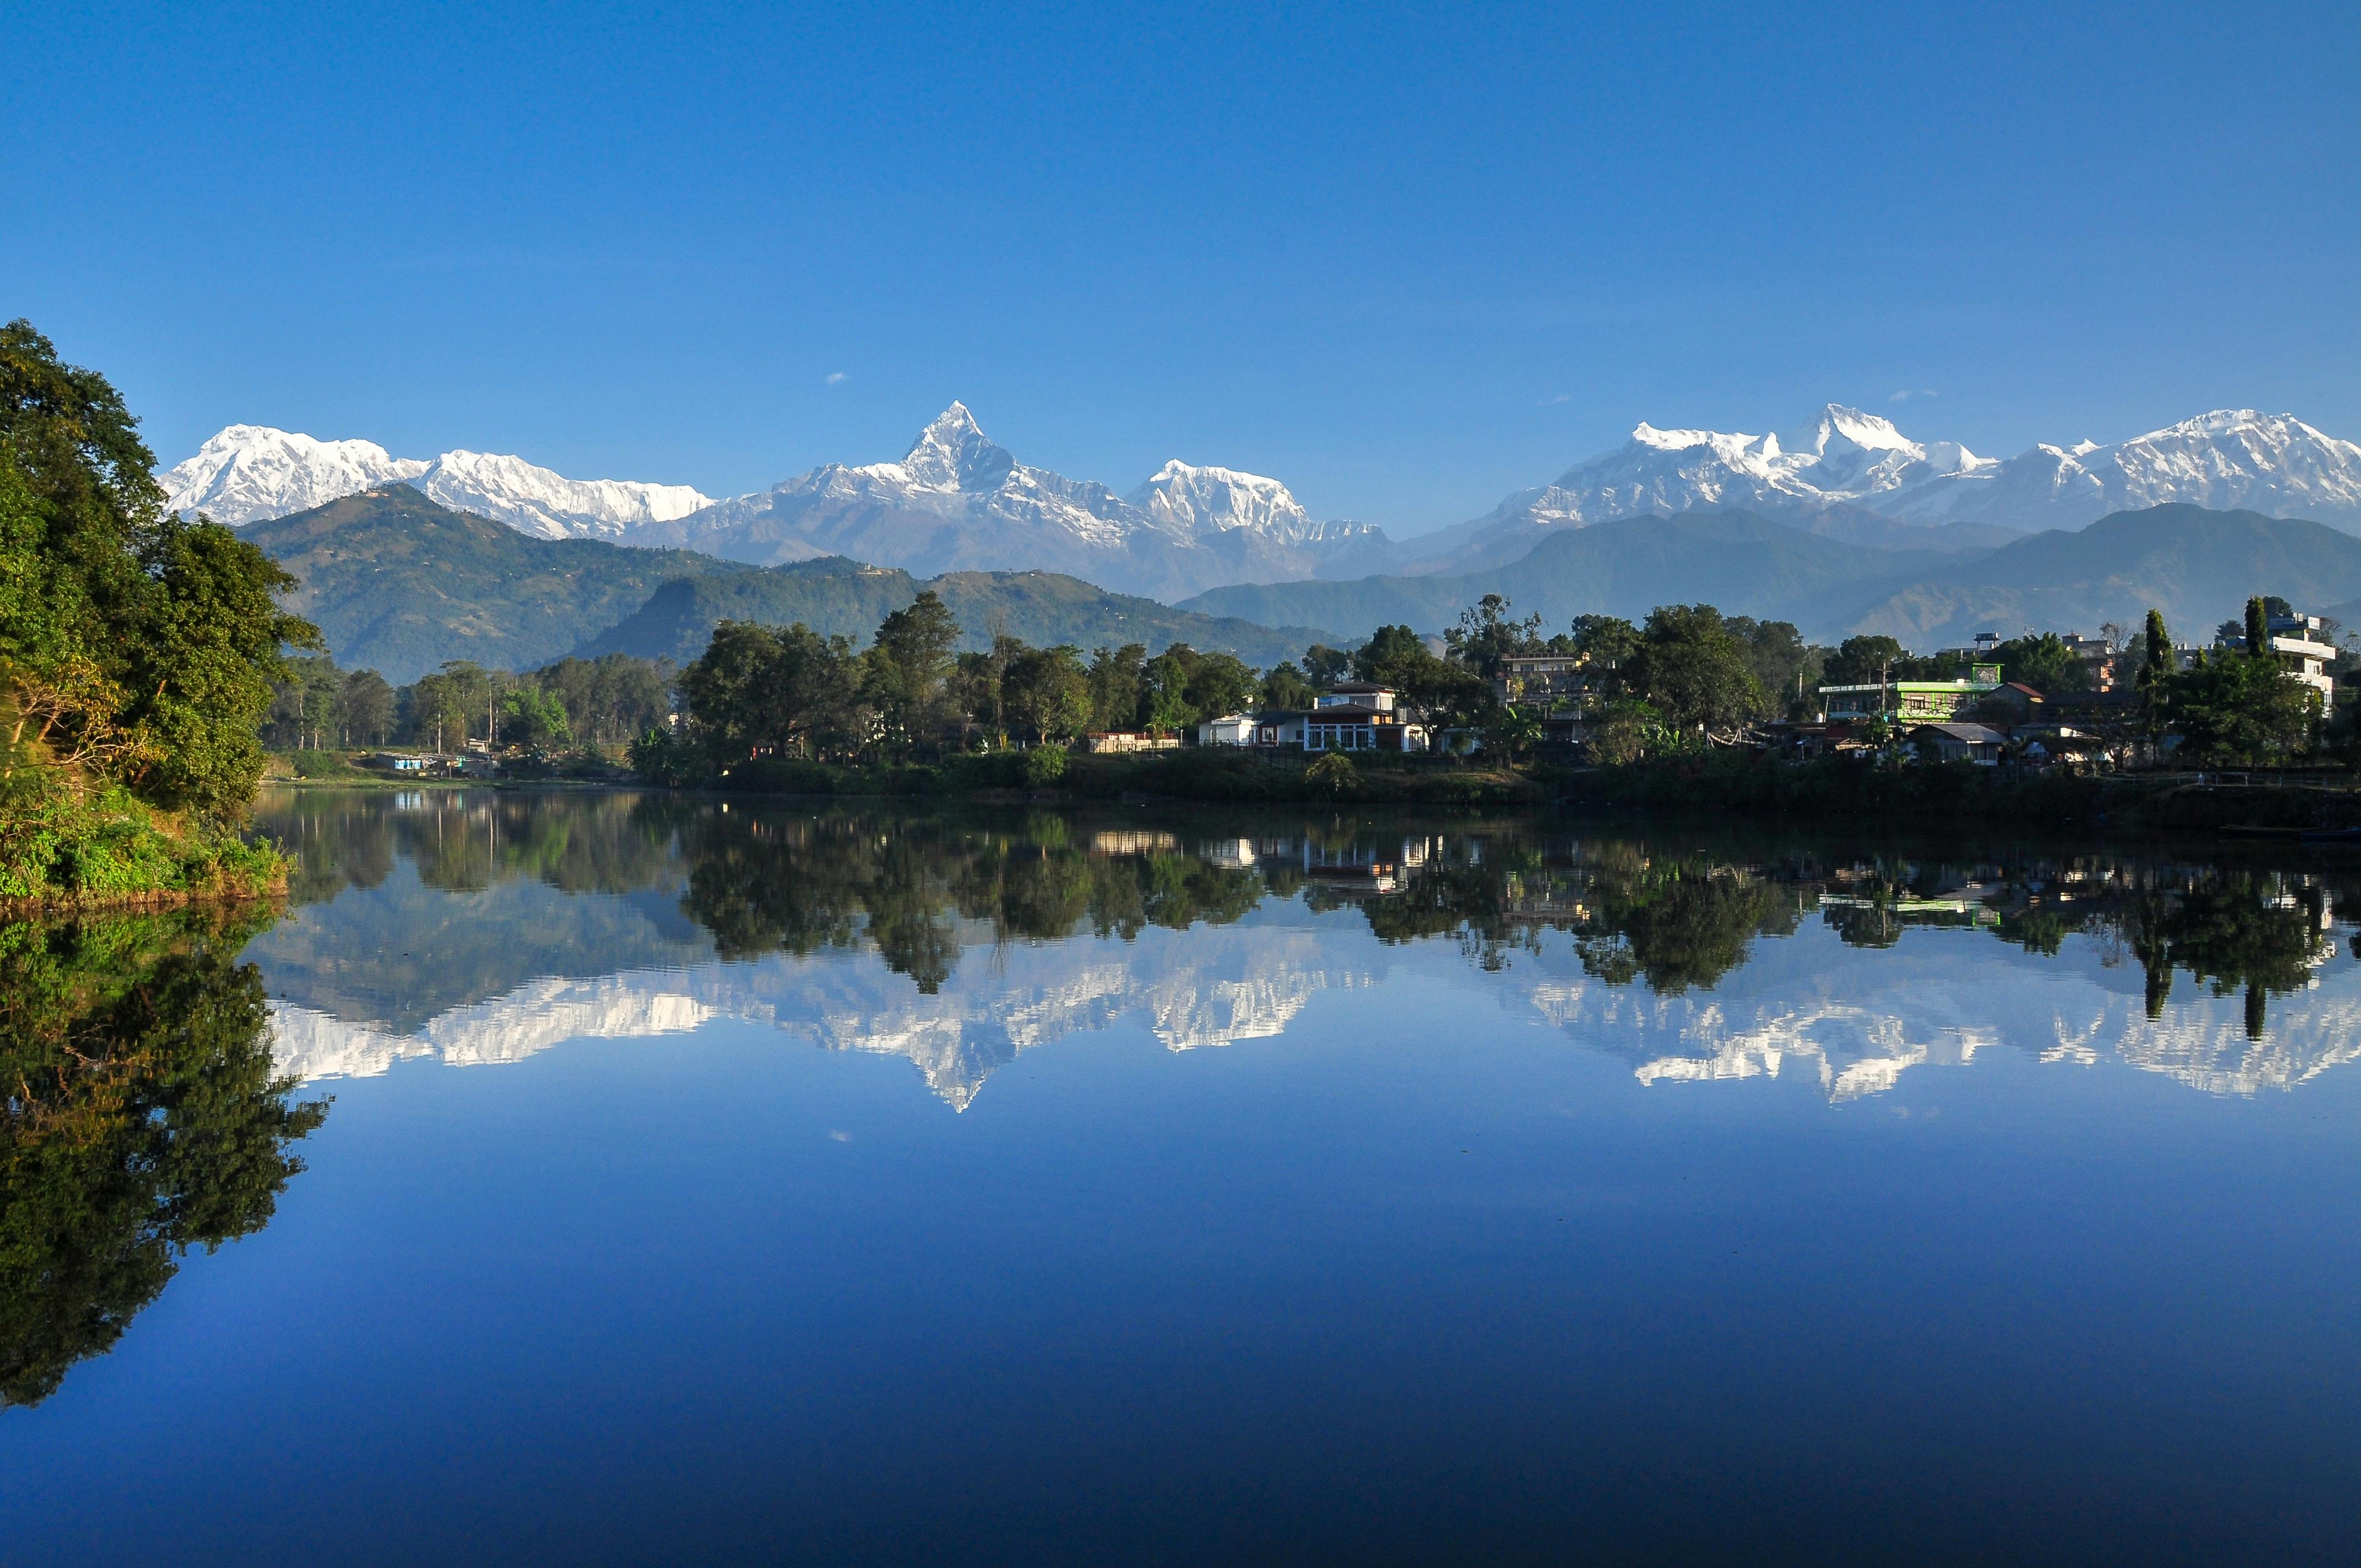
[5,0,2354,535]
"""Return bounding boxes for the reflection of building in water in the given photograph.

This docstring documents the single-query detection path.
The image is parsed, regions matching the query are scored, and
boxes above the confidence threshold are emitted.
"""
[272,924,1375,1111]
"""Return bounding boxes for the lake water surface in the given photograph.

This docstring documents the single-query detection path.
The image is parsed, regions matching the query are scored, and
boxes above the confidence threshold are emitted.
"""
[7,788,2361,1563]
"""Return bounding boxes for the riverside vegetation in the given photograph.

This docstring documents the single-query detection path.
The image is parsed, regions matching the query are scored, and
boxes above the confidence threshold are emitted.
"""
[0,322,314,903]
[619,586,2347,815]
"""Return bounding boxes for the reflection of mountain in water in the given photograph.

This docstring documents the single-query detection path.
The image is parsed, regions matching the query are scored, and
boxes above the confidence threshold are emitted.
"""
[272,919,1370,1108]
[245,790,2361,1105]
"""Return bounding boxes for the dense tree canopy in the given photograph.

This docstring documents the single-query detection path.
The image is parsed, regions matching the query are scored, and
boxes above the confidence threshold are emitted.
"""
[1,320,320,830]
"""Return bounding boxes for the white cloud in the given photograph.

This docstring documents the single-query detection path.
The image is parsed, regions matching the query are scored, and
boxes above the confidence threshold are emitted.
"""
[825,371,848,386]
[1889,389,1939,403]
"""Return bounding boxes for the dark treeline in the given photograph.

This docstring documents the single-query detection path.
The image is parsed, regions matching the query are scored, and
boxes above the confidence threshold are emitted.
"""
[264,651,673,755]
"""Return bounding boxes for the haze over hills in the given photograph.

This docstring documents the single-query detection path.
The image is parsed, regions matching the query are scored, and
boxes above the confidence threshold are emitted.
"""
[582,563,1333,671]
[1182,510,1963,641]
[1841,505,2361,649]
[247,489,1337,682]
[1184,504,2361,649]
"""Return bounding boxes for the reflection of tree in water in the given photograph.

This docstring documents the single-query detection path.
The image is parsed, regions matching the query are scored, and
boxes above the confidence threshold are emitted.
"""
[674,810,1265,994]
[2113,876,2329,1038]
[255,790,686,906]
[0,911,326,1408]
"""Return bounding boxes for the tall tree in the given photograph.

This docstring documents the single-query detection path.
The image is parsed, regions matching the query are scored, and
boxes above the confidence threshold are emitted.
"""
[2138,608,2173,737]
[1629,604,1765,734]
[0,321,318,819]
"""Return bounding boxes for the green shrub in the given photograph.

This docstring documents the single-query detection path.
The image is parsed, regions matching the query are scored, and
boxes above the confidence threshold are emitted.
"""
[1022,745,1069,786]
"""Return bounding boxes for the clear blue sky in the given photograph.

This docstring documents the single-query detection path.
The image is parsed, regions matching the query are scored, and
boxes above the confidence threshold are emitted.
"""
[5,1,2354,535]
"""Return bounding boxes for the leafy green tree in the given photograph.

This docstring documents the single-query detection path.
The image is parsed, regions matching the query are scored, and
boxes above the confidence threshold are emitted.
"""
[1567,614,1642,702]
[532,654,673,747]
[2138,608,2173,738]
[1629,604,1765,733]
[2245,596,2271,657]
[1003,645,1092,743]
[1022,743,1068,786]
[0,323,318,826]
[1180,651,1256,720]
[1086,643,1146,733]
[1259,660,1314,711]
[1141,644,1206,735]
[1444,593,1540,676]
[342,668,397,746]
[1307,752,1359,796]
[502,684,572,750]
[1302,644,1353,690]
[1723,617,1814,713]
[1352,624,1429,688]
[1985,632,2092,694]
[2164,651,2317,762]
[869,590,960,751]
[1821,635,1907,689]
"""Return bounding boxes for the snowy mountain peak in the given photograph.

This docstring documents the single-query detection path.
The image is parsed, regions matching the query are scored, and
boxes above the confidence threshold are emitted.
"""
[162,425,713,539]
[164,426,428,523]
[1783,405,1920,459]
[1126,461,1314,537]
[896,402,1014,491]
[413,450,715,541]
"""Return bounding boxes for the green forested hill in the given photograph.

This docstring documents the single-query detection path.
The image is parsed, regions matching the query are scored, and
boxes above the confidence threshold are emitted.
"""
[248,489,757,681]
[1178,510,1957,639]
[252,489,1337,679]
[1834,505,2361,646]
[580,559,1337,668]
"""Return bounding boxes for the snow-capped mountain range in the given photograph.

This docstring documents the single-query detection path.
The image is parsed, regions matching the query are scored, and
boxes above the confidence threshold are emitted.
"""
[165,403,2361,598]
[164,426,715,541]
[630,403,1393,600]
[1412,406,2361,572]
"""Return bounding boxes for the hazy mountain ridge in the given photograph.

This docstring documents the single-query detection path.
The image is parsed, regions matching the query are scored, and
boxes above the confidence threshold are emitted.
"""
[1182,502,2361,647]
[1180,510,1968,639]
[249,489,1338,681]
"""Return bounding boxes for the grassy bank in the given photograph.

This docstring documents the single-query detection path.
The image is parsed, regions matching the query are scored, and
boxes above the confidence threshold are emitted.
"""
[710,748,1547,807]
[1551,753,2361,833]
[0,782,286,909]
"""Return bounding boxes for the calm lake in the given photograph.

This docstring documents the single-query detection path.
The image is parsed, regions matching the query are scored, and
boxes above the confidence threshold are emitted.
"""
[7,788,2361,1563]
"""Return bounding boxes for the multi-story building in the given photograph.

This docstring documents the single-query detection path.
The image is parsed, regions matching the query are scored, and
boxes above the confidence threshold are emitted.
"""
[1816,664,2004,722]
[2257,612,2338,701]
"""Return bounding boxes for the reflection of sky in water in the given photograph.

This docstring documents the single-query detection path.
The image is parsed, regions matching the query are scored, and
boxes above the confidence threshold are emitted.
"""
[21,791,2361,1564]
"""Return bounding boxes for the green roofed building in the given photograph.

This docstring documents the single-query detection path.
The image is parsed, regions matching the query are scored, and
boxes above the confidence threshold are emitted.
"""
[1817,664,2003,721]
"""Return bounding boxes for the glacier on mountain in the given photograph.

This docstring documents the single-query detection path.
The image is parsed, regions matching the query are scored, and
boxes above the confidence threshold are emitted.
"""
[162,424,715,540]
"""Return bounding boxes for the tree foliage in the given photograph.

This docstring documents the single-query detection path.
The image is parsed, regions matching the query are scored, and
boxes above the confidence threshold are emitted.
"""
[1,320,320,830]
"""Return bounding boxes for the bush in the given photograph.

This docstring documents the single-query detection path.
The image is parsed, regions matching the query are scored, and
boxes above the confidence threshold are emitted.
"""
[1022,745,1068,787]
[1306,753,1360,797]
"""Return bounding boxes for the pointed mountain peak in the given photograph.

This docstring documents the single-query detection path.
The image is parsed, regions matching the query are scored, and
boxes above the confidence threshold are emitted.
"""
[900,402,1014,489]
[1784,403,1918,458]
